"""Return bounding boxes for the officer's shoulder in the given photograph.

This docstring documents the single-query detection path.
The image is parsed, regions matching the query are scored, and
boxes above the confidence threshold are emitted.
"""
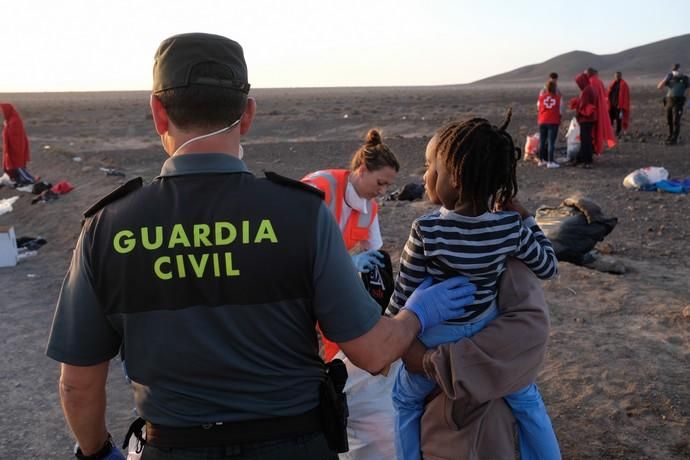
[262,171,324,199]
[83,177,144,219]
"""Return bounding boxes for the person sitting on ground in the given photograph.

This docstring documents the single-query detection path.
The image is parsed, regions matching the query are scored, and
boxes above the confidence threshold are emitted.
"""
[607,71,631,137]
[537,80,562,168]
[1,103,35,186]
[387,112,561,460]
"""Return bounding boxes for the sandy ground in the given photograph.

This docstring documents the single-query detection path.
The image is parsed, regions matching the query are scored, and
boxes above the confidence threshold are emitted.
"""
[0,85,688,459]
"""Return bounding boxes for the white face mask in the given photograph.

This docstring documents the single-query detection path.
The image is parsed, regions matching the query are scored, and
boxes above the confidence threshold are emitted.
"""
[170,118,242,157]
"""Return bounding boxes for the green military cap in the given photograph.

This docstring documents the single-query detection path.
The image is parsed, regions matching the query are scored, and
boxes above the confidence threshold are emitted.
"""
[153,33,250,94]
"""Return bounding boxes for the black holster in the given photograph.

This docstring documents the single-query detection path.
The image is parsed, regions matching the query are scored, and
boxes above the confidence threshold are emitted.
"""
[319,359,349,453]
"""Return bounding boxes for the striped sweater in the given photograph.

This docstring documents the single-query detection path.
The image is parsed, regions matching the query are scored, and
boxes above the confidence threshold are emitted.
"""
[387,208,557,323]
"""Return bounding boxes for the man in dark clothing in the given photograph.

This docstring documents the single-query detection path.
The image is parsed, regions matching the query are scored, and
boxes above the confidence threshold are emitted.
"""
[45,33,476,460]
[658,64,690,145]
[607,72,631,136]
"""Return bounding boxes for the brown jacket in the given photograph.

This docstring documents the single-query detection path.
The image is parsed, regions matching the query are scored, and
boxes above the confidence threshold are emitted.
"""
[420,259,550,460]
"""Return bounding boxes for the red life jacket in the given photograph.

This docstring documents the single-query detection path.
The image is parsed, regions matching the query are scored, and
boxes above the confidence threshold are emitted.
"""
[538,91,561,125]
[302,169,378,361]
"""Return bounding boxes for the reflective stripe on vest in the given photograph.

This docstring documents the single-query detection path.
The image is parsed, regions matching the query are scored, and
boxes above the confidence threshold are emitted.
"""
[302,169,377,251]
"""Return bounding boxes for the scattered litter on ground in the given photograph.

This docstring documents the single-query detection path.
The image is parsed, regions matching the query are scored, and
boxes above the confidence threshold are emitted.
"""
[623,166,668,189]
[51,181,74,194]
[99,167,126,177]
[17,236,47,251]
[0,196,20,216]
[17,249,38,261]
[15,184,34,193]
[31,190,60,204]
[641,179,690,193]
[623,166,689,193]
[0,173,15,187]
[32,181,52,194]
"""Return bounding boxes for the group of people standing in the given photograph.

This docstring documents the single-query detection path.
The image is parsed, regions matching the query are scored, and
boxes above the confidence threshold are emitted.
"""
[46,33,561,460]
[536,62,689,169]
[34,31,689,460]
[305,123,561,460]
[535,69,619,169]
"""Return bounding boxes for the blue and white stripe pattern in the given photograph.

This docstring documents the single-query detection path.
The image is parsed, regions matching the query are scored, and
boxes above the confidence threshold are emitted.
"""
[387,208,557,323]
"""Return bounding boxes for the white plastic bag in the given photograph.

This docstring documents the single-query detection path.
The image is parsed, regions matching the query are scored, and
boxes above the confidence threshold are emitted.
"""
[0,196,20,216]
[0,172,15,187]
[566,118,580,160]
[126,426,145,460]
[336,351,399,460]
[623,166,669,189]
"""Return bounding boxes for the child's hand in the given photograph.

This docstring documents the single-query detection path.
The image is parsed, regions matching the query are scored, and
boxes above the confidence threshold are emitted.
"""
[497,198,531,219]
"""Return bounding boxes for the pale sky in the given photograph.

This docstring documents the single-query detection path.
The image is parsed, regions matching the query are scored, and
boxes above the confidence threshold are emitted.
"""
[2,0,688,92]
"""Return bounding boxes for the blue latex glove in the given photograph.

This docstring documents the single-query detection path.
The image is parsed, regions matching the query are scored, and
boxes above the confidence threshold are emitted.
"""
[74,444,125,460]
[102,446,126,460]
[351,249,385,273]
[402,277,476,334]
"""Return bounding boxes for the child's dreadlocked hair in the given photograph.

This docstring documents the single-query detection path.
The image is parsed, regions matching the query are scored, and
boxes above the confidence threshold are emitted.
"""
[434,108,519,214]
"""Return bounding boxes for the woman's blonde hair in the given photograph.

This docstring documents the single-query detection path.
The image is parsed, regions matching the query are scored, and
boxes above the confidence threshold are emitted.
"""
[350,129,400,172]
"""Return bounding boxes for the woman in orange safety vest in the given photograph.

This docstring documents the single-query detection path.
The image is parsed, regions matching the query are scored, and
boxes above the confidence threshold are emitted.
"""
[302,128,400,460]
[303,128,399,273]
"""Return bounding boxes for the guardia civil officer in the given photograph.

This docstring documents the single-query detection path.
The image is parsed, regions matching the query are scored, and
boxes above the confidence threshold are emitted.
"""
[657,63,690,145]
[46,33,476,460]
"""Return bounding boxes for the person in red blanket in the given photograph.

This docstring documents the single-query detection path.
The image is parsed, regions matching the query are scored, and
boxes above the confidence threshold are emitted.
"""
[569,72,597,168]
[1,103,35,186]
[584,68,617,155]
[569,69,616,168]
[607,71,631,137]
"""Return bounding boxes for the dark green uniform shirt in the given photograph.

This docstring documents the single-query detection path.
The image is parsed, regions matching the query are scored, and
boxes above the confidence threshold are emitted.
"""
[47,153,381,426]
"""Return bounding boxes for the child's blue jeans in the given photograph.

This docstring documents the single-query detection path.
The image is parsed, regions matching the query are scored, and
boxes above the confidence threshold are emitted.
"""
[392,307,561,460]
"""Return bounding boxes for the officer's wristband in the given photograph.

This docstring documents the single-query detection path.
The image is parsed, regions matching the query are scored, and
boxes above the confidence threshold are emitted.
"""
[74,433,114,459]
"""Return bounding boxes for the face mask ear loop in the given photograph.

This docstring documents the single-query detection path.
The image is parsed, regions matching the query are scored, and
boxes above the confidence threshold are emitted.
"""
[171,118,241,157]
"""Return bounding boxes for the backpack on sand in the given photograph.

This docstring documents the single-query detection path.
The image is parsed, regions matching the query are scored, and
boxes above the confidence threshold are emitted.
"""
[360,250,394,314]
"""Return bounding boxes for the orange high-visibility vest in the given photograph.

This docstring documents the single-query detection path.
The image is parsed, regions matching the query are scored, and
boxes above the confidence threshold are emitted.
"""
[302,169,379,360]
[302,169,378,251]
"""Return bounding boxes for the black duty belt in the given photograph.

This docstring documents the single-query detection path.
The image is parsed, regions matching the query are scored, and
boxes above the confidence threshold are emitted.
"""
[145,407,322,448]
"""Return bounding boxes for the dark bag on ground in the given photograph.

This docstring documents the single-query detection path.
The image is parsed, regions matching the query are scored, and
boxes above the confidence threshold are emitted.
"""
[319,358,349,453]
[387,182,425,201]
[535,196,617,265]
[360,250,394,314]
